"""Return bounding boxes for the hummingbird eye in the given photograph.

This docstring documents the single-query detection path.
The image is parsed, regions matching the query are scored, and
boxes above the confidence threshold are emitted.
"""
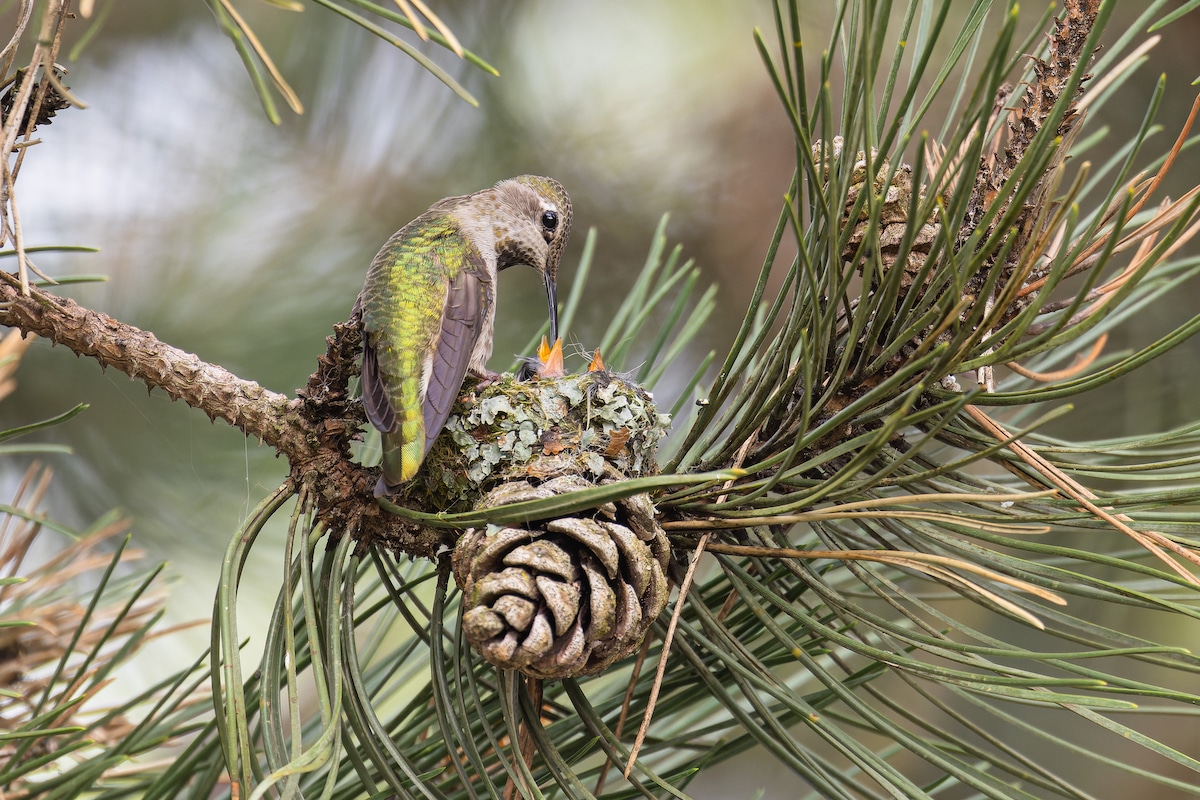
[540,209,559,234]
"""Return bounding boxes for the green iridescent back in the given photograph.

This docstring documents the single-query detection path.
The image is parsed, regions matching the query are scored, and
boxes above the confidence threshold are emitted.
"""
[359,209,486,490]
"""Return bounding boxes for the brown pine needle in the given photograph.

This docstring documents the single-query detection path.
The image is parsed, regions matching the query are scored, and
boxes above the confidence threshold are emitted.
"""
[1100,186,1200,269]
[966,405,1200,585]
[1098,222,1161,295]
[595,635,652,794]
[40,60,86,110]
[623,435,758,778]
[1113,202,1200,282]
[1025,223,1164,335]
[1022,92,1200,297]
[409,0,464,57]
[1117,92,1200,227]
[622,531,708,779]
[393,0,428,41]
[1007,333,1107,381]
[702,544,1066,607]
[504,676,542,800]
[217,0,303,115]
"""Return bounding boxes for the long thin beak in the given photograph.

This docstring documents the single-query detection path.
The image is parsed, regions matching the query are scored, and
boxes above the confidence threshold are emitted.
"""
[543,269,559,343]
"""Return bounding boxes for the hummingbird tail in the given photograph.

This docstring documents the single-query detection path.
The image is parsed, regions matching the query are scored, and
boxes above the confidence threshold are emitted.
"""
[377,430,427,495]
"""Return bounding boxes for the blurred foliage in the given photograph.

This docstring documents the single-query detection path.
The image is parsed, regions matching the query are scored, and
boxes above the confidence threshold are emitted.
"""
[0,340,208,798]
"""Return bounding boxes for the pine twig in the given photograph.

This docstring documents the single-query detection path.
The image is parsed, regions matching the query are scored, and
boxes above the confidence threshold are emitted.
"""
[965,404,1200,585]
[0,276,438,557]
[0,276,304,453]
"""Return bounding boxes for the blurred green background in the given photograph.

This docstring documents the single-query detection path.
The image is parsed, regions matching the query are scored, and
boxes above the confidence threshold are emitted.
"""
[4,2,1200,796]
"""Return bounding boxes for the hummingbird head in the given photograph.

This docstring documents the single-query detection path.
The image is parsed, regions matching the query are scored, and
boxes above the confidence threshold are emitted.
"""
[476,175,572,343]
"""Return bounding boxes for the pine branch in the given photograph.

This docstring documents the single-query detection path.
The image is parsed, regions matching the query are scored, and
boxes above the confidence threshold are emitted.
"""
[0,275,304,453]
[966,0,1105,314]
[0,274,444,557]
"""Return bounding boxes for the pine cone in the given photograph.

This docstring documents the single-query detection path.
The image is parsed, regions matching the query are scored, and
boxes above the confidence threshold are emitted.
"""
[454,476,671,679]
[815,135,940,289]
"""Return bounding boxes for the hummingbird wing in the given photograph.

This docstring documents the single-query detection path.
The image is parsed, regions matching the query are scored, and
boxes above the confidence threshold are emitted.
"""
[421,261,490,452]
[360,330,395,434]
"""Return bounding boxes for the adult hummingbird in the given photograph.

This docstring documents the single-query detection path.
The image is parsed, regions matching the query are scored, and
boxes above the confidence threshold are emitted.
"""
[357,175,572,495]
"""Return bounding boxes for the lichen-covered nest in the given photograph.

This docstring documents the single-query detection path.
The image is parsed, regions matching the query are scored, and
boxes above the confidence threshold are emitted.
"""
[398,370,671,513]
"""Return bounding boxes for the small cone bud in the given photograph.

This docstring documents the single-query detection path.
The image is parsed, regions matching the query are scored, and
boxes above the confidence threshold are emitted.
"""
[536,336,565,379]
[587,348,606,372]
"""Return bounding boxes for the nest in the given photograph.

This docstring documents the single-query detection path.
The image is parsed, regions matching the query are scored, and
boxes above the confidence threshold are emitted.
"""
[401,370,669,513]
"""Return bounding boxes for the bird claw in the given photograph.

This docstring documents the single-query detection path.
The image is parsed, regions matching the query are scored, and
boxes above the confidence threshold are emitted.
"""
[473,369,501,389]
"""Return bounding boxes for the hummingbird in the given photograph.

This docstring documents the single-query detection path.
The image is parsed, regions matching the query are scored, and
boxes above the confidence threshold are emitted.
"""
[357,175,572,495]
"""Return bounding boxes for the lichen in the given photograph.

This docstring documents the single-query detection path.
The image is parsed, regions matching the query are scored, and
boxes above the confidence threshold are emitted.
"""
[401,371,670,513]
